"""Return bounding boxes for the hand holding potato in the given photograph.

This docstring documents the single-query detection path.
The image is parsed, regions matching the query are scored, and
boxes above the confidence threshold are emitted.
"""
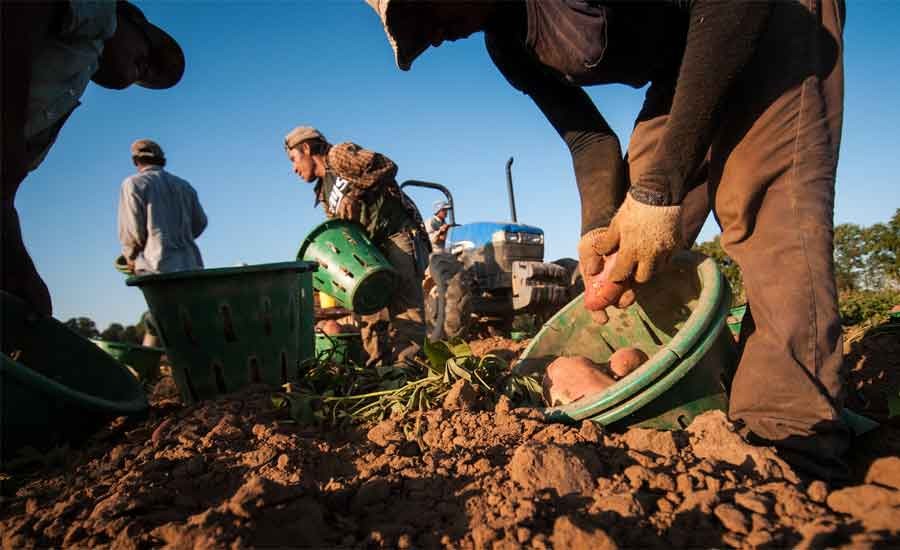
[582,251,636,324]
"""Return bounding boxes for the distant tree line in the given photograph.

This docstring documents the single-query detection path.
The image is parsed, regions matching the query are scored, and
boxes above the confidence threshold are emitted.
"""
[695,208,899,323]
[64,317,146,344]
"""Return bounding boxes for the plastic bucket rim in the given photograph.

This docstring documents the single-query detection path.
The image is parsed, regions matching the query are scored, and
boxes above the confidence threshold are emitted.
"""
[126,261,317,287]
[570,287,731,426]
[518,251,725,420]
[297,218,364,261]
[1,352,149,416]
[91,338,165,354]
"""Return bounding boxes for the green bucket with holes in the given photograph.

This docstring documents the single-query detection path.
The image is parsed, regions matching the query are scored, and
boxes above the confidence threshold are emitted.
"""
[297,219,398,315]
[515,251,737,431]
[127,262,316,404]
[91,339,165,383]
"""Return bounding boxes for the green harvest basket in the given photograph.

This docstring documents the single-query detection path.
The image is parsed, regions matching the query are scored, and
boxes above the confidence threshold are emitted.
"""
[127,261,316,404]
[515,251,737,431]
[315,331,364,365]
[726,303,748,339]
[91,339,165,382]
[297,219,398,315]
[1,292,149,460]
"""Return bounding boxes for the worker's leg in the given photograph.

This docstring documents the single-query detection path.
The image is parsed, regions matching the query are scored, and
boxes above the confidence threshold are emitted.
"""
[711,0,847,479]
[1,3,60,316]
[382,230,426,362]
[358,308,391,367]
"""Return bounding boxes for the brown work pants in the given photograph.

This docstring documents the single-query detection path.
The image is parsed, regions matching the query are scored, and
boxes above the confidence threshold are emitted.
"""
[627,0,848,479]
[358,230,426,366]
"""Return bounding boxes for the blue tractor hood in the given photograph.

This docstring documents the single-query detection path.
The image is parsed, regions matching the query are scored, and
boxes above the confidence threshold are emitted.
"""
[446,221,543,250]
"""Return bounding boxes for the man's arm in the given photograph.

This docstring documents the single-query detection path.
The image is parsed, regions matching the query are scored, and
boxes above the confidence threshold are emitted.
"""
[118,179,147,261]
[630,0,771,206]
[1,2,58,199]
[485,29,626,234]
[326,142,398,193]
[191,188,207,238]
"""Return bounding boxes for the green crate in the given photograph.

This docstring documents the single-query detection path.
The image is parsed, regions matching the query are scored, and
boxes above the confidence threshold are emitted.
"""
[127,262,316,404]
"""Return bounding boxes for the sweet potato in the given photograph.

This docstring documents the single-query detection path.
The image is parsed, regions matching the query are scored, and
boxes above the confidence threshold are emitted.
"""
[584,274,628,311]
[609,347,649,378]
[542,356,617,407]
[317,320,343,335]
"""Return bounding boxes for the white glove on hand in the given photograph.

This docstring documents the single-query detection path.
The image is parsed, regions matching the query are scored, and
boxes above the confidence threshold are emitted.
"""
[592,194,683,284]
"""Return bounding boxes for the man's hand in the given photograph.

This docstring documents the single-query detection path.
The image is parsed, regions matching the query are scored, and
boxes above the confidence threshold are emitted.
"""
[437,224,450,235]
[592,194,682,284]
[335,196,361,221]
[578,229,635,324]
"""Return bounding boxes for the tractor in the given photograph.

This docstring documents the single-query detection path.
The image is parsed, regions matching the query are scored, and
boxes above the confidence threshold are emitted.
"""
[402,158,581,341]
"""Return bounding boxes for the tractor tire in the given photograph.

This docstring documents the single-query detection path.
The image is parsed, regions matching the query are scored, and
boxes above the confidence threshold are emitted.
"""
[552,258,584,300]
[442,270,474,340]
[425,253,474,341]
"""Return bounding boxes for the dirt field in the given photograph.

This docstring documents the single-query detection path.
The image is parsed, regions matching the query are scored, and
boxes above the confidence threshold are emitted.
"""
[1,330,898,549]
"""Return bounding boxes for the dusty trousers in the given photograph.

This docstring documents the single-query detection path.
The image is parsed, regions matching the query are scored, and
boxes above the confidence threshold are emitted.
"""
[357,229,427,366]
[626,0,848,479]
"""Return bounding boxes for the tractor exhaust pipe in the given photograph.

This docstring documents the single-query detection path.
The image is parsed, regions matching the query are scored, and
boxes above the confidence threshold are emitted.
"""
[506,156,518,223]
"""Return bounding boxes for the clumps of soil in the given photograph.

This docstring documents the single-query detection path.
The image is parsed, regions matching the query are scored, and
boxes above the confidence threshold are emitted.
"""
[3,371,899,549]
[468,336,529,363]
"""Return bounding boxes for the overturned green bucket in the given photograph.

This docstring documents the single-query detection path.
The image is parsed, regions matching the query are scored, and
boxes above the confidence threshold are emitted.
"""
[91,339,164,382]
[127,262,316,404]
[298,219,398,315]
[1,292,149,460]
[515,251,736,430]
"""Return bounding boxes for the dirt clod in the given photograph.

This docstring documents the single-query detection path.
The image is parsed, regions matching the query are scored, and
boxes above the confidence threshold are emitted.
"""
[2,333,898,549]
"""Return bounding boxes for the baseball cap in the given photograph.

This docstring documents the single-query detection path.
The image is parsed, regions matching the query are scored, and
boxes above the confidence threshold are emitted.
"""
[130,139,164,159]
[91,1,185,90]
[432,200,451,214]
[284,126,326,151]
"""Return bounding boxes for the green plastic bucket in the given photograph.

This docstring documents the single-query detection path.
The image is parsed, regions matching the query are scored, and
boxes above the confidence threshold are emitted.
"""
[297,219,398,315]
[726,303,748,338]
[515,251,736,431]
[315,331,364,365]
[91,339,164,382]
[127,261,316,404]
[1,292,149,460]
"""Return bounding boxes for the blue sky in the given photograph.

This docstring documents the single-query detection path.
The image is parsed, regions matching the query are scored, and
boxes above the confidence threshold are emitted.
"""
[17,0,900,329]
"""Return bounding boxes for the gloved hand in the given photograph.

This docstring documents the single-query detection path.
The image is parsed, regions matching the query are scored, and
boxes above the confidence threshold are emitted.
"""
[578,229,636,324]
[592,194,683,284]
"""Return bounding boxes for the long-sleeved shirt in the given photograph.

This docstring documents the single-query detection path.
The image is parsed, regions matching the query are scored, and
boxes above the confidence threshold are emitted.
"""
[25,1,117,172]
[485,0,771,233]
[118,165,207,274]
[313,142,427,246]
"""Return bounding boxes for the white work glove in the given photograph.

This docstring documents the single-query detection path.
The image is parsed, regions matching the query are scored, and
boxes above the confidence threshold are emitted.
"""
[592,194,683,284]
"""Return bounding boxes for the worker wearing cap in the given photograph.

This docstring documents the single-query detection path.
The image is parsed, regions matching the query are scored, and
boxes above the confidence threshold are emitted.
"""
[366,1,849,480]
[427,200,452,250]
[2,0,185,317]
[118,139,207,347]
[284,126,429,366]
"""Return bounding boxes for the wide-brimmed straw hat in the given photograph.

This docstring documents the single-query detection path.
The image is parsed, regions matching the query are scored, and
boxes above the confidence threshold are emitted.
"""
[365,0,430,71]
